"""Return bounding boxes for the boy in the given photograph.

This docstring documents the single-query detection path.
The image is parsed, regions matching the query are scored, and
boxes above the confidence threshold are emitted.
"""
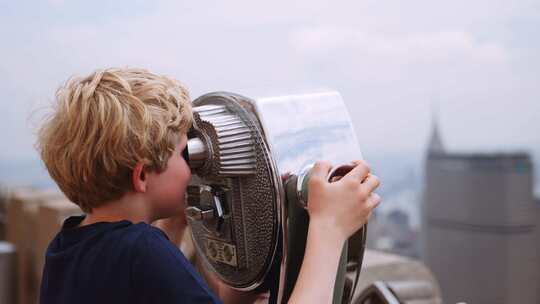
[37,68,381,304]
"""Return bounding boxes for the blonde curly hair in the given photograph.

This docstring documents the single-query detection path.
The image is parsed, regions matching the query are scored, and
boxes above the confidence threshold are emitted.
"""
[36,68,193,212]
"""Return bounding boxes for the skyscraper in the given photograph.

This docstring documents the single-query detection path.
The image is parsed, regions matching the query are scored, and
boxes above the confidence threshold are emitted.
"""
[421,121,539,304]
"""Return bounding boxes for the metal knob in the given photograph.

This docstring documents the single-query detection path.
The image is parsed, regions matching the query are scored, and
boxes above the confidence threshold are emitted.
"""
[185,185,226,233]
[186,137,208,169]
[185,206,215,221]
[291,163,357,209]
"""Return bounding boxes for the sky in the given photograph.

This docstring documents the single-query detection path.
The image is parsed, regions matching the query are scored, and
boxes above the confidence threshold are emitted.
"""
[1,0,539,166]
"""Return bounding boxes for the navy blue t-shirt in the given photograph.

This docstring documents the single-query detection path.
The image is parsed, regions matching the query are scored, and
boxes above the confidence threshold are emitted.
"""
[40,215,221,304]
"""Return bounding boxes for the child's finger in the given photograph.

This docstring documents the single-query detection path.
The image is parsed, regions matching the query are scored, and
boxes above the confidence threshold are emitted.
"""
[366,193,382,209]
[330,176,343,182]
[342,160,370,182]
[309,161,332,183]
[361,174,380,193]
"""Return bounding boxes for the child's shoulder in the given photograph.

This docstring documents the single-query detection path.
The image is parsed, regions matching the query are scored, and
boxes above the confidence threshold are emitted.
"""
[50,215,189,274]
[97,218,175,255]
[52,216,171,256]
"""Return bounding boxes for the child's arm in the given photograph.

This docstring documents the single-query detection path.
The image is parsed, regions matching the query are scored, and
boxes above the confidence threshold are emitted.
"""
[288,160,381,304]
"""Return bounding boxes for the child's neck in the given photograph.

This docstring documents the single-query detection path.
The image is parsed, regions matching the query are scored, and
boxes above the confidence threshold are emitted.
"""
[81,193,152,226]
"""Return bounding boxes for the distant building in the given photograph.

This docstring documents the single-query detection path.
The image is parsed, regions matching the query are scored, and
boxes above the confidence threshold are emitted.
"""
[388,209,409,228]
[421,120,539,304]
[367,208,420,258]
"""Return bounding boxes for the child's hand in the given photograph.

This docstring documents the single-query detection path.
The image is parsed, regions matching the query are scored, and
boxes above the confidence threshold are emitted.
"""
[306,160,381,242]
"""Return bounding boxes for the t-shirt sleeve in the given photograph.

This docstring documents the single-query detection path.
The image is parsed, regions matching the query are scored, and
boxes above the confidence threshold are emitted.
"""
[130,228,221,304]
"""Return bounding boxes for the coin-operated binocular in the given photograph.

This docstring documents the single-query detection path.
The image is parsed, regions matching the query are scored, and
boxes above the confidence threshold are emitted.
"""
[184,90,366,303]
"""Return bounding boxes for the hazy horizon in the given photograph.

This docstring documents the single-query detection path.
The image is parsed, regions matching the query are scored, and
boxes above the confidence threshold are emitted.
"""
[1,0,539,188]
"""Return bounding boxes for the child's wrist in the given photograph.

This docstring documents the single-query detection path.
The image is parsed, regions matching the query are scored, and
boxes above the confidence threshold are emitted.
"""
[308,216,347,246]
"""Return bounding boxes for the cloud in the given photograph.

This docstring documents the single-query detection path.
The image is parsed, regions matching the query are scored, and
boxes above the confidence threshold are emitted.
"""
[47,0,65,7]
[290,26,507,65]
[0,0,539,161]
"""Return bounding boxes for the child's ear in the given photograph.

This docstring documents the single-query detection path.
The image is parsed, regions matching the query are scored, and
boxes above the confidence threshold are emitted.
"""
[132,163,147,193]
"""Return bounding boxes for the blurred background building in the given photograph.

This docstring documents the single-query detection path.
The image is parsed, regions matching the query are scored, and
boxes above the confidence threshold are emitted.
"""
[421,120,539,303]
